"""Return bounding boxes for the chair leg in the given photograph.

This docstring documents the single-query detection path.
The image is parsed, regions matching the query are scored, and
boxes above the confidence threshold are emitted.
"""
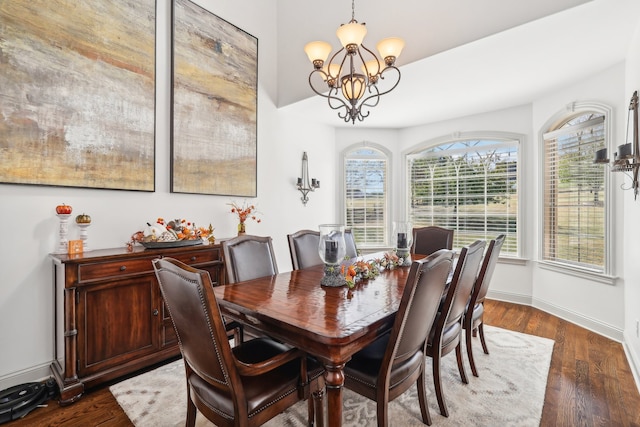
[478,322,489,354]
[455,342,469,384]
[376,399,389,427]
[186,397,197,427]
[466,326,479,378]
[417,368,432,426]
[432,352,449,417]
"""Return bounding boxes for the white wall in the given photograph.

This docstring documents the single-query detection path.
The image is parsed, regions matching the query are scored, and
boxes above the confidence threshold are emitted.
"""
[624,19,640,387]
[531,63,626,341]
[0,0,336,390]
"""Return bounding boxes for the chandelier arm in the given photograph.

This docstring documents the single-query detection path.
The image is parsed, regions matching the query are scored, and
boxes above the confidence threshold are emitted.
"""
[359,86,381,111]
[376,66,402,96]
[359,43,382,73]
[359,66,401,110]
[326,47,347,80]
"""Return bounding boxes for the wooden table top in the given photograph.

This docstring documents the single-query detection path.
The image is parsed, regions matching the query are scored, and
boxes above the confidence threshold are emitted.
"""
[213,259,417,360]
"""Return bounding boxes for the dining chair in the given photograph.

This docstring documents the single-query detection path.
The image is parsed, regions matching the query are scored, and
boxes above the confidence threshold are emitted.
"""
[222,235,279,284]
[426,239,485,417]
[411,226,454,256]
[343,249,455,427]
[287,229,322,270]
[152,257,324,427]
[344,228,359,259]
[463,234,505,377]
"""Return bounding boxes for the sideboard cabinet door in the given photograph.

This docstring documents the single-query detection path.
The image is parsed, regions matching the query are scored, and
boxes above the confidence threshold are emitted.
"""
[76,275,159,378]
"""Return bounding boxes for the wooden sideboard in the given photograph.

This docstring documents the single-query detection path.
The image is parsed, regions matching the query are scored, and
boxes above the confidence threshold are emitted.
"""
[50,243,224,405]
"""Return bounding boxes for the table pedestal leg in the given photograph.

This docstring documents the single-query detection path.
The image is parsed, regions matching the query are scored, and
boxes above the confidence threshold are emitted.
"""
[324,362,345,427]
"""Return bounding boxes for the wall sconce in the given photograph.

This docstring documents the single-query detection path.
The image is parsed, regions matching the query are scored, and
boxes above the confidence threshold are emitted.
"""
[296,152,320,206]
[595,90,640,199]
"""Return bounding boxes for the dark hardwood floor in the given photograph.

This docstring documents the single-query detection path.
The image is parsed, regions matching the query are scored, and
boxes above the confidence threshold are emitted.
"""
[6,300,640,426]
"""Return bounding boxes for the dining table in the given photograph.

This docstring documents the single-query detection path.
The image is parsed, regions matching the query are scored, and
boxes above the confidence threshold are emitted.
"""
[213,253,426,427]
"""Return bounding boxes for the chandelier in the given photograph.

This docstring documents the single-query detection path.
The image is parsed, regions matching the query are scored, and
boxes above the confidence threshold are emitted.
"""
[303,0,404,124]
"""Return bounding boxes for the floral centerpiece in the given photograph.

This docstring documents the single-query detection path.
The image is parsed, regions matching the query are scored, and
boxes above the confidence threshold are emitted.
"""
[375,251,409,270]
[128,217,213,250]
[228,201,261,235]
[341,259,381,289]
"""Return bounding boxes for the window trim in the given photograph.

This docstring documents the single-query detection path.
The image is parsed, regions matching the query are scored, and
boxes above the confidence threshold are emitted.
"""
[339,142,392,250]
[538,101,614,279]
[403,131,525,259]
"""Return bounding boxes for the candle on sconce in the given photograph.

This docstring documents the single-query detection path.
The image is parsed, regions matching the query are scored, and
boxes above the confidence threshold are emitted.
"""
[619,143,633,159]
[297,177,303,186]
[397,232,407,249]
[325,240,338,264]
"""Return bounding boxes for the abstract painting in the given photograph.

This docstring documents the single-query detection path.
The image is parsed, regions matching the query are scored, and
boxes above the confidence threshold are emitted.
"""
[171,0,258,196]
[0,1,156,191]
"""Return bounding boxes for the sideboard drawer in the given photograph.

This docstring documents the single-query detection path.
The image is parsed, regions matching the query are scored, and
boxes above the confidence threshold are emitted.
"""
[170,248,220,265]
[78,257,156,282]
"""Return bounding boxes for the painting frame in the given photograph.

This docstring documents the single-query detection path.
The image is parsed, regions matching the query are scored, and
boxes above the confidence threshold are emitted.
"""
[171,0,258,197]
[0,1,157,192]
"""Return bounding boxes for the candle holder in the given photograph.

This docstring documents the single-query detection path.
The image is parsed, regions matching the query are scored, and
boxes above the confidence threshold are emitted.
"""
[56,213,72,254]
[318,224,347,287]
[393,221,413,266]
[77,223,91,251]
[296,152,320,206]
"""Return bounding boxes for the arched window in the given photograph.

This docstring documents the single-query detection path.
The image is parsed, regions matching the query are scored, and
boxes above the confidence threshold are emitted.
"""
[406,134,520,256]
[542,111,608,274]
[342,145,390,249]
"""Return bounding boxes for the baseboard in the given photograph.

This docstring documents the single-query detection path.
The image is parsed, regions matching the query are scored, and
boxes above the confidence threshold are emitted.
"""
[622,332,640,395]
[532,297,624,342]
[487,290,624,342]
[0,362,52,392]
[486,289,533,306]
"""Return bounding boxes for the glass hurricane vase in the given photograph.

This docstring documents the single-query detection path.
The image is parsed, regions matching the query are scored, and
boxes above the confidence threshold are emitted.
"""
[393,221,413,266]
[318,224,347,287]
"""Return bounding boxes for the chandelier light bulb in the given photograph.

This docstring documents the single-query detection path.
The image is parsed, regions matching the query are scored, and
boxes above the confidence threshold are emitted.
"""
[361,59,380,78]
[377,37,405,65]
[341,74,367,102]
[336,21,367,49]
[323,63,341,86]
[304,41,332,68]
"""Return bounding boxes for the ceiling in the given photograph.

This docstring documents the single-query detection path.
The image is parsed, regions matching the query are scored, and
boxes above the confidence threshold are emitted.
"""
[276,0,640,128]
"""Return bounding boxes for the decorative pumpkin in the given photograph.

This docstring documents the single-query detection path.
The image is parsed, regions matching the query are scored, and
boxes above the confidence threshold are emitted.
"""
[55,204,72,215]
[76,213,91,224]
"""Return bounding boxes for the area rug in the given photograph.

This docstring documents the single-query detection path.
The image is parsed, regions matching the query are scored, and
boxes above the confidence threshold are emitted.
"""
[110,326,554,426]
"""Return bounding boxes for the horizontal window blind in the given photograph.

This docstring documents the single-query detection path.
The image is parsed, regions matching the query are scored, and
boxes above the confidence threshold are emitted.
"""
[345,148,388,247]
[407,139,519,256]
[543,115,606,272]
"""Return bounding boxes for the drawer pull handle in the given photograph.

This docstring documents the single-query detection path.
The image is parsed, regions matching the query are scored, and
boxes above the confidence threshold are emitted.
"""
[190,256,197,262]
[120,266,127,271]
[153,309,159,316]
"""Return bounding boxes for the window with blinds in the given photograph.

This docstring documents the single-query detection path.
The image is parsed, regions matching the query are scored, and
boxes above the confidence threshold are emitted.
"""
[407,138,519,256]
[542,114,606,272]
[344,148,388,248]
